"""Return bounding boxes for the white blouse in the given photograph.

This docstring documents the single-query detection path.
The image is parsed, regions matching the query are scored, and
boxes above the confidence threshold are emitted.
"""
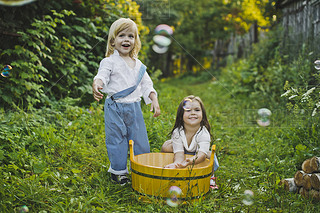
[93,50,157,104]
[172,127,211,157]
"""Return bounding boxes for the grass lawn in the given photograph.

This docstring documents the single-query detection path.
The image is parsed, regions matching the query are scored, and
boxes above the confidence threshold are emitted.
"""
[1,77,319,212]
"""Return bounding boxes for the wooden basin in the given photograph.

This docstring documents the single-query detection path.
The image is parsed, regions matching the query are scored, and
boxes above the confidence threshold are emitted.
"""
[129,140,216,200]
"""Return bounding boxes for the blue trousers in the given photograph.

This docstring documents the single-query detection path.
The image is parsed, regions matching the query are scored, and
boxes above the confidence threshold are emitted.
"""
[104,99,150,175]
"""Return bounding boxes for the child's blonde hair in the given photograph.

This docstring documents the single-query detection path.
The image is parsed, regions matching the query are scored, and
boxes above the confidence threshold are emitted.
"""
[105,18,141,58]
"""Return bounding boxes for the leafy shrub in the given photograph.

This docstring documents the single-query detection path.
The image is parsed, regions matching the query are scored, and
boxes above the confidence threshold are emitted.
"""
[0,0,148,109]
[219,24,320,168]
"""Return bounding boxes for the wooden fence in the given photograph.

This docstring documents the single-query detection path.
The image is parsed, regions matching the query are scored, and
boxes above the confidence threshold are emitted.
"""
[212,21,262,67]
[279,0,320,54]
[212,0,320,67]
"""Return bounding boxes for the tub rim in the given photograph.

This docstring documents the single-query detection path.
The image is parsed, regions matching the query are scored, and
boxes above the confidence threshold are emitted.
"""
[129,140,216,176]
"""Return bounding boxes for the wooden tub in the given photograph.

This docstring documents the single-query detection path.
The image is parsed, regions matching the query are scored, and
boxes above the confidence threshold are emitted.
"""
[129,140,216,200]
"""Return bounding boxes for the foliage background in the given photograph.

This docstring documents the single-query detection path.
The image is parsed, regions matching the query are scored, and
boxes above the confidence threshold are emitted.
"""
[0,0,147,108]
[0,0,280,109]
[1,0,320,212]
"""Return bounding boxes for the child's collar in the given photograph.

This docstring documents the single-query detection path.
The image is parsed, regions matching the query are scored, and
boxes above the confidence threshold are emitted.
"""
[112,49,137,59]
[113,50,120,56]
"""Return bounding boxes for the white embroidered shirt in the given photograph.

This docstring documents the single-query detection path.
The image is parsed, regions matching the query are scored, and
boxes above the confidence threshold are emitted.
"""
[172,127,211,157]
[93,50,156,104]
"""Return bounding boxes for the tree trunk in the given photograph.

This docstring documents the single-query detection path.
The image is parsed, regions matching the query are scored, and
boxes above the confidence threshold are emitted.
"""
[294,170,305,187]
[311,173,320,190]
[309,189,320,201]
[302,174,312,190]
[180,54,184,74]
[299,187,309,198]
[302,158,313,173]
[310,157,320,172]
[302,157,320,173]
[279,178,297,192]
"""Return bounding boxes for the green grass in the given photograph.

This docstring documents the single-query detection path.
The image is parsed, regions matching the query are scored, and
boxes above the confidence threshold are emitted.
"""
[1,77,320,212]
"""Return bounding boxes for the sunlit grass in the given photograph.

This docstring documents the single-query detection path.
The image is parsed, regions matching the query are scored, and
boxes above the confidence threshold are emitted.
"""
[1,77,319,212]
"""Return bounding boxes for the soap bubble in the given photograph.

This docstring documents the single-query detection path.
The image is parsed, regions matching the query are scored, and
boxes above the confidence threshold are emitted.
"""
[155,24,173,36]
[19,205,29,212]
[1,65,12,77]
[242,190,254,205]
[153,35,172,47]
[166,186,182,207]
[257,108,271,127]
[314,60,320,70]
[0,0,36,6]
[152,44,168,54]
[182,98,192,111]
[153,24,173,54]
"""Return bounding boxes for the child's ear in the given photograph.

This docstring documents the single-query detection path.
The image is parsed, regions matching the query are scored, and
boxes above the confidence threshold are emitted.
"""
[110,38,115,46]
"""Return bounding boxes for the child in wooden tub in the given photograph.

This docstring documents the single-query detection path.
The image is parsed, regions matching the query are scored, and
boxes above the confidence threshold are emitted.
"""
[161,95,219,189]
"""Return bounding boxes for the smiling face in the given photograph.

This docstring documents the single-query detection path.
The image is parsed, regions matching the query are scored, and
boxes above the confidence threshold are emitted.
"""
[182,99,203,128]
[112,27,135,57]
[170,95,211,137]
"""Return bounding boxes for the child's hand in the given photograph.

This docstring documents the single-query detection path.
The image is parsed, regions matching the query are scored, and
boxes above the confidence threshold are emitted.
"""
[92,79,104,101]
[164,163,177,169]
[150,99,161,117]
[176,159,191,168]
[149,92,161,117]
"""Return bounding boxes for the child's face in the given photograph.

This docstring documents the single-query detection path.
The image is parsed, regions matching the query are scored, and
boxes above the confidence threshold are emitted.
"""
[112,27,135,57]
[183,100,203,128]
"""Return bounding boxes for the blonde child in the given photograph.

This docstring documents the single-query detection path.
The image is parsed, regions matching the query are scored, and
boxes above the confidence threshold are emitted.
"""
[161,95,219,189]
[92,18,160,185]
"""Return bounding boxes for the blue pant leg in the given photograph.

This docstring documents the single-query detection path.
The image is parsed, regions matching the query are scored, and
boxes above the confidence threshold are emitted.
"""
[124,102,150,155]
[104,100,129,174]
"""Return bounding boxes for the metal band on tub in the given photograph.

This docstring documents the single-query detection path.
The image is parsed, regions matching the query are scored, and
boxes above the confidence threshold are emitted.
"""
[131,168,211,180]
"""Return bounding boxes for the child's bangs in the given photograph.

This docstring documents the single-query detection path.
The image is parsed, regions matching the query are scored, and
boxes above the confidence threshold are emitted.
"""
[117,22,137,36]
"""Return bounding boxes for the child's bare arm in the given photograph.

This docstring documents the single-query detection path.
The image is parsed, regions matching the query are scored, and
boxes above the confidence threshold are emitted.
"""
[164,152,184,168]
[176,151,206,168]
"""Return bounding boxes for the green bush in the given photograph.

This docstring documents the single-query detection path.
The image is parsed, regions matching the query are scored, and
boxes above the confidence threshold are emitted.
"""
[219,25,320,168]
[0,0,148,109]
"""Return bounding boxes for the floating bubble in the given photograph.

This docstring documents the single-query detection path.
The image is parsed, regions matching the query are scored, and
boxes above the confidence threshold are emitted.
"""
[1,65,12,77]
[314,60,320,70]
[257,108,271,127]
[166,186,182,207]
[152,44,168,54]
[0,0,36,6]
[1,71,10,77]
[155,24,173,36]
[19,205,29,213]
[183,98,192,111]
[242,190,254,205]
[153,35,172,47]
[152,24,173,54]
[3,65,12,71]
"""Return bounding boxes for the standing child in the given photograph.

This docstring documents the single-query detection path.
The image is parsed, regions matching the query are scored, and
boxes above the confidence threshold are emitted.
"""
[161,95,219,189]
[92,18,161,185]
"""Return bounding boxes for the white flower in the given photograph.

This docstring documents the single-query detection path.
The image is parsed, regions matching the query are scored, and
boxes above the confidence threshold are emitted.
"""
[281,90,291,97]
[302,87,315,98]
[312,108,317,116]
[288,95,298,100]
[291,87,298,93]
[312,101,320,116]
